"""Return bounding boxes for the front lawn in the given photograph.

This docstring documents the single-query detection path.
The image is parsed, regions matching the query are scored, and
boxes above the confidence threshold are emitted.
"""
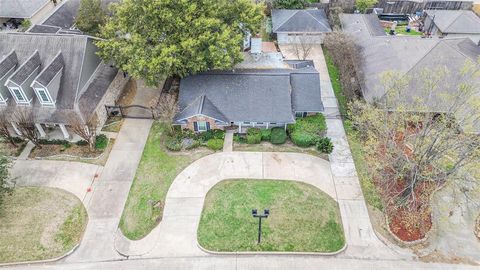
[119,122,213,240]
[198,180,345,252]
[0,187,87,263]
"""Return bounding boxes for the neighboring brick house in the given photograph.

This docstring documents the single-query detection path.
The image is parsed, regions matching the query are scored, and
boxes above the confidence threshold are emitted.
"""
[271,9,332,44]
[0,32,126,140]
[174,60,324,133]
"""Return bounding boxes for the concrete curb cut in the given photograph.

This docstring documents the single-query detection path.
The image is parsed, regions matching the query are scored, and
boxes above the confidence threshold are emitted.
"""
[113,227,159,258]
[196,241,348,256]
[0,244,79,267]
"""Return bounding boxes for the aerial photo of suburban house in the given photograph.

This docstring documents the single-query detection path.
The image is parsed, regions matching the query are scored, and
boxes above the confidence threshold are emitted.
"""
[174,38,324,133]
[271,9,332,44]
[0,33,125,139]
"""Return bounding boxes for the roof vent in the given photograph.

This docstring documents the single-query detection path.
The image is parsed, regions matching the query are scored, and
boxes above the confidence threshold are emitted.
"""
[251,37,262,54]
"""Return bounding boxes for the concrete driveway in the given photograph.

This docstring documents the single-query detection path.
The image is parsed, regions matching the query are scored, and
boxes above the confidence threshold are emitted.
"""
[11,160,102,203]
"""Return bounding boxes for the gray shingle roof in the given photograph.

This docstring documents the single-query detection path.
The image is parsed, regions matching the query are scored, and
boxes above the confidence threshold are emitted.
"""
[0,33,114,124]
[340,13,480,133]
[425,10,480,34]
[9,50,41,85]
[272,9,331,33]
[0,50,17,80]
[0,0,50,18]
[363,14,387,37]
[175,64,324,123]
[36,52,64,86]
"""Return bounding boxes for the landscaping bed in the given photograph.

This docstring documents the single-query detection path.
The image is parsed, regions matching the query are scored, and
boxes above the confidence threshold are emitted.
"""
[119,122,214,240]
[198,179,345,252]
[0,138,27,157]
[0,187,87,263]
[101,116,123,133]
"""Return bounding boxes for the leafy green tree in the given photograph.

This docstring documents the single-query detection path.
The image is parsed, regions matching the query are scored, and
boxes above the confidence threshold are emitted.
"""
[96,0,264,86]
[273,0,307,9]
[75,0,107,35]
[0,154,12,209]
[356,0,378,13]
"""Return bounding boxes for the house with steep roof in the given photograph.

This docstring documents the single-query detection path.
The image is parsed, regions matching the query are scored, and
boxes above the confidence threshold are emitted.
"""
[423,10,480,44]
[341,13,480,134]
[271,9,332,44]
[0,0,55,25]
[0,33,128,139]
[174,51,324,133]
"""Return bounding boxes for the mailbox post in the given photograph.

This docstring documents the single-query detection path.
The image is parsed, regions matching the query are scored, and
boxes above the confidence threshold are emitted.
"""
[252,209,270,244]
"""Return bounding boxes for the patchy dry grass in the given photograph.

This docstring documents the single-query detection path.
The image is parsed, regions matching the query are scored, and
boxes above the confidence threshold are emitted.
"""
[198,180,345,252]
[119,122,213,240]
[0,187,87,263]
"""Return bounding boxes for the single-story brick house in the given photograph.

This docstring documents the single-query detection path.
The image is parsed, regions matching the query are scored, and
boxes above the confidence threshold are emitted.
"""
[174,60,324,133]
[0,32,127,140]
[271,9,332,44]
[423,10,480,45]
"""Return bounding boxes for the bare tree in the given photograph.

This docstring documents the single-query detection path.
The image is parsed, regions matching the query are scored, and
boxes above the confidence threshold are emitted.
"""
[68,113,98,150]
[324,31,363,101]
[151,92,179,134]
[350,62,480,210]
[13,108,41,148]
[0,112,17,147]
[289,34,315,60]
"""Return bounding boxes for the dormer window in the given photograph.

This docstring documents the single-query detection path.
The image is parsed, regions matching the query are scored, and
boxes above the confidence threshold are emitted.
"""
[34,87,52,104]
[10,86,26,102]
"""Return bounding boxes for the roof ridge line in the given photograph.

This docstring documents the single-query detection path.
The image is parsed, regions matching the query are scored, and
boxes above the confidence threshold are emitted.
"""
[275,10,298,32]
[443,11,464,32]
[304,10,330,30]
[402,40,442,76]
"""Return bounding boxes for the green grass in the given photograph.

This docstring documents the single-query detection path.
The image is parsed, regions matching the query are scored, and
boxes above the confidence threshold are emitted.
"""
[119,122,212,240]
[0,187,87,263]
[198,180,345,252]
[385,26,423,36]
[323,47,383,211]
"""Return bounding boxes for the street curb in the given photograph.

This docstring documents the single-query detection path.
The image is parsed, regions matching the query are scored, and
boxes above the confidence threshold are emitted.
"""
[0,244,79,267]
[196,241,347,256]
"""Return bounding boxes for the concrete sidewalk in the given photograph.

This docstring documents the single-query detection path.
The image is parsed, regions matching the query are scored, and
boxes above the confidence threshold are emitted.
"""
[279,45,405,259]
[223,130,234,152]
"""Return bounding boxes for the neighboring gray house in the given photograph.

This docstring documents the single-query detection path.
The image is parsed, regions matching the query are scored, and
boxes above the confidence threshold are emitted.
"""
[341,14,480,134]
[174,60,324,133]
[0,0,55,25]
[29,0,118,34]
[423,10,480,45]
[0,33,126,139]
[271,9,332,44]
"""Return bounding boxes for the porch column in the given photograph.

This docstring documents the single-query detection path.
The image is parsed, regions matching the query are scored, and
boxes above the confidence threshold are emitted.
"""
[266,122,269,129]
[238,122,242,133]
[35,123,46,138]
[284,123,287,131]
[59,124,70,139]
[11,122,21,136]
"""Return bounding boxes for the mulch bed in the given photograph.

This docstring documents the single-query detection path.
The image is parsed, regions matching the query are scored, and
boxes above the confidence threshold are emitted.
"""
[29,144,103,159]
[0,141,27,157]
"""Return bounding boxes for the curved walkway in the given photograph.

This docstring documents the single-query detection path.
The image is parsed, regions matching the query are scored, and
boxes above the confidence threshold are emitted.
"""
[115,151,400,260]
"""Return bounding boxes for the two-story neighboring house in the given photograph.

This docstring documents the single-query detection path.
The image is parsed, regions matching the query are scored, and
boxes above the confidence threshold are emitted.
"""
[0,33,127,139]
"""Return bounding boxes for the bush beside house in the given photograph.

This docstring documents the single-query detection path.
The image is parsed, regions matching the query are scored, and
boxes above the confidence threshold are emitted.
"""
[270,127,287,144]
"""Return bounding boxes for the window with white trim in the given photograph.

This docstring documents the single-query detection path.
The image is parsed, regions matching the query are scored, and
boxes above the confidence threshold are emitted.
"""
[197,121,207,131]
[35,87,51,103]
[11,87,25,102]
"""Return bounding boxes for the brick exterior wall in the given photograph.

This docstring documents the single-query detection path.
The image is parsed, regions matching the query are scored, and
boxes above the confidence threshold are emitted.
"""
[94,72,129,129]
[181,115,225,131]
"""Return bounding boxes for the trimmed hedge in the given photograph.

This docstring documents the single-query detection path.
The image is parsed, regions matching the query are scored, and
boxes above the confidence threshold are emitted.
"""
[198,129,225,142]
[260,128,271,141]
[38,139,70,145]
[165,137,182,151]
[270,127,287,144]
[207,138,224,151]
[246,128,262,144]
[76,140,88,146]
[95,134,108,150]
[290,131,317,147]
[288,114,327,147]
[317,137,334,154]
